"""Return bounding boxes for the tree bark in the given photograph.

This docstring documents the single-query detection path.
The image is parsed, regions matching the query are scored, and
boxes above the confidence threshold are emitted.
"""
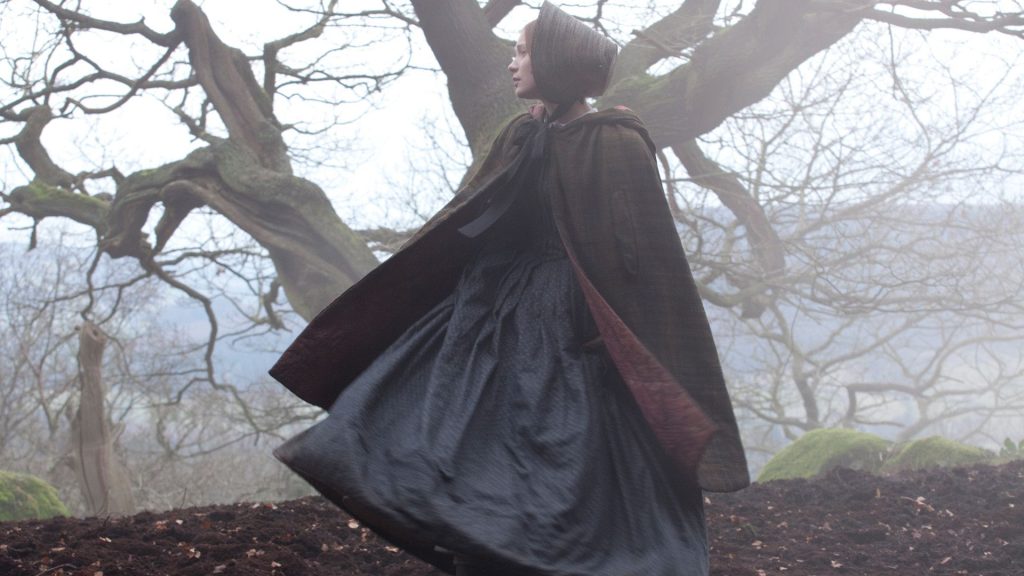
[603,0,863,147]
[411,0,524,156]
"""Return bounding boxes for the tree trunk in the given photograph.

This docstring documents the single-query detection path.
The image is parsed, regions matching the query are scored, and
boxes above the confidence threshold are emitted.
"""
[70,322,135,517]
[411,0,525,156]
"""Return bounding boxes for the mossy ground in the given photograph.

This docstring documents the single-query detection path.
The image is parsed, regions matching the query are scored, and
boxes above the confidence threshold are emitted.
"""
[0,470,69,522]
[757,428,891,482]
[879,435,993,474]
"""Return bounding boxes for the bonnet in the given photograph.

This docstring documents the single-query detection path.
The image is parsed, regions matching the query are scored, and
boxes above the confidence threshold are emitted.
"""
[531,2,618,105]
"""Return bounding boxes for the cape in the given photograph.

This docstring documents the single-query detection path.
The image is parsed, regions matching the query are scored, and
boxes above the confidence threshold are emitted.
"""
[270,107,749,492]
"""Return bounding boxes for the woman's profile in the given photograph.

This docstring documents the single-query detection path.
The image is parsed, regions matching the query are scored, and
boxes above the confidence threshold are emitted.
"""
[271,3,749,575]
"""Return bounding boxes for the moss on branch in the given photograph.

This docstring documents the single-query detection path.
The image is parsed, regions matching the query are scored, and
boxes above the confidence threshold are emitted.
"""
[8,180,110,233]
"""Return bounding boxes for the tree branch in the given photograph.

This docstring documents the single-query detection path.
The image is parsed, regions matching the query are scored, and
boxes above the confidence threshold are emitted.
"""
[603,0,864,147]
[6,180,109,233]
[483,0,522,28]
[170,0,284,170]
[611,0,721,83]
[263,0,339,100]
[861,1,1024,38]
[11,106,75,188]
[673,139,786,287]
[30,0,181,46]
[66,41,183,115]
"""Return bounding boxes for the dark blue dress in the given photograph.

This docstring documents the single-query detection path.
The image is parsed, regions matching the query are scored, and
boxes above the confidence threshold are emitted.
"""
[275,177,709,575]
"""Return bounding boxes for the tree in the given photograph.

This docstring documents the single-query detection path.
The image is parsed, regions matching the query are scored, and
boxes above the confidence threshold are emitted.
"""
[70,320,135,516]
[0,239,317,512]
[2,0,1023,474]
[662,29,1024,459]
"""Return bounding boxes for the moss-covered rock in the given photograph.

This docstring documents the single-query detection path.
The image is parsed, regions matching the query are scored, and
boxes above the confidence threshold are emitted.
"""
[879,436,993,474]
[0,470,69,522]
[757,428,891,482]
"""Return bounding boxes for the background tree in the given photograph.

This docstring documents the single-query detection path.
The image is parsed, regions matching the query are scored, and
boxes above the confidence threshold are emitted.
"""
[0,237,317,512]
[685,30,1024,460]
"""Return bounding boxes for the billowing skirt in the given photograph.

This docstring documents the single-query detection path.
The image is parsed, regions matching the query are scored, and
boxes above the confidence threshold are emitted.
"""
[275,242,708,575]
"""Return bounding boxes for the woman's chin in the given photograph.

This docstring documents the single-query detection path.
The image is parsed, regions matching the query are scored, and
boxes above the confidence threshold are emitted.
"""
[515,87,539,100]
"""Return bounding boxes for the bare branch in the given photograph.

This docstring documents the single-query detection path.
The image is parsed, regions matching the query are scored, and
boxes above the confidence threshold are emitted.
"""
[11,106,75,188]
[263,0,339,99]
[30,0,181,46]
[483,0,522,28]
[860,1,1024,38]
[612,0,721,82]
[66,41,182,115]
[674,139,786,314]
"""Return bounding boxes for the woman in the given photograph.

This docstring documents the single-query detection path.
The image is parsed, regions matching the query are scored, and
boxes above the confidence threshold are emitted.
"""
[272,3,748,575]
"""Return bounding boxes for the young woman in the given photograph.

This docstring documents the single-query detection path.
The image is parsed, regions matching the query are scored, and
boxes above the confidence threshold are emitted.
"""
[271,3,748,575]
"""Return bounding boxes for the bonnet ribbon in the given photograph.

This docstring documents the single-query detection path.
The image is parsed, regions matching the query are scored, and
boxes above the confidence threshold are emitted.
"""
[457,103,569,238]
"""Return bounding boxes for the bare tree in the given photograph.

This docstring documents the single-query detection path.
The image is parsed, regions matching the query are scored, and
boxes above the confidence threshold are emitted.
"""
[668,27,1024,460]
[0,238,317,511]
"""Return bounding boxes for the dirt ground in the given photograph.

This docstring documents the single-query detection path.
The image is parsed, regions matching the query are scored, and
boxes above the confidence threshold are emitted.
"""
[1,460,1020,576]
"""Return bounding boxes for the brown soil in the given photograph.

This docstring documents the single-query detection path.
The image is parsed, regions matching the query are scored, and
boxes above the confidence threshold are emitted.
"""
[2,460,1021,576]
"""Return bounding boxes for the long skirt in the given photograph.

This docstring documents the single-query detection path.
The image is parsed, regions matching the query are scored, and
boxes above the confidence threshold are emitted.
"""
[275,240,709,576]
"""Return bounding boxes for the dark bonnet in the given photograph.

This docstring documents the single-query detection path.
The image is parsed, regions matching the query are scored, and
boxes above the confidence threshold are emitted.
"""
[531,2,618,104]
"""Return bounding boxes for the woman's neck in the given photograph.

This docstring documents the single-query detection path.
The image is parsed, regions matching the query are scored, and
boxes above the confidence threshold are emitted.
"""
[541,99,592,124]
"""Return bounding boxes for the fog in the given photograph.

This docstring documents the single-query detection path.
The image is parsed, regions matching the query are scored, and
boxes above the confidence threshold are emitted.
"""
[0,0,1022,517]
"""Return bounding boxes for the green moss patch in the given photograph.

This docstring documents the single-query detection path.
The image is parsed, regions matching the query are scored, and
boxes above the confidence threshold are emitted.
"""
[879,436,993,474]
[758,428,891,482]
[0,470,69,522]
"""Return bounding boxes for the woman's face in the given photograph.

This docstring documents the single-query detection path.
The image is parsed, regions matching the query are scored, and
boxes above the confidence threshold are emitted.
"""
[508,29,539,100]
